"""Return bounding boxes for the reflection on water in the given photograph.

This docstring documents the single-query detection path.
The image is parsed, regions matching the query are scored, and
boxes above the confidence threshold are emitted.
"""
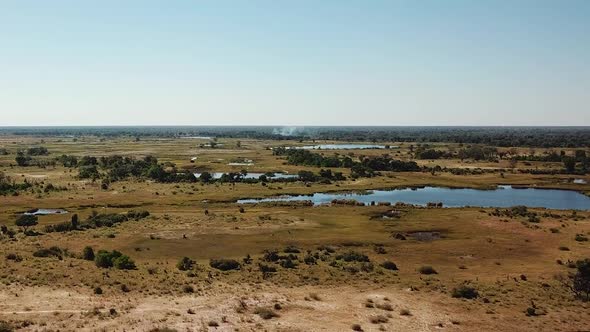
[238,185,590,210]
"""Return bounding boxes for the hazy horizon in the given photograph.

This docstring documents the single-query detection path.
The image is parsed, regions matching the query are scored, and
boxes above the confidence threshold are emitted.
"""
[1,1,589,126]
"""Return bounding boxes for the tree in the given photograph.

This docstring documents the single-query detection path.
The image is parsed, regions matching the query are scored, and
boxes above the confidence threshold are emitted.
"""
[199,172,213,183]
[572,259,590,301]
[82,246,95,261]
[563,156,576,173]
[71,214,79,229]
[15,215,38,232]
[15,151,30,166]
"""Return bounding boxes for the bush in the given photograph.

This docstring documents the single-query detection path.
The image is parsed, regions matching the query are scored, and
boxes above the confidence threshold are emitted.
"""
[259,263,277,273]
[263,250,280,262]
[451,285,479,299]
[95,250,118,268]
[210,259,240,271]
[254,307,279,320]
[380,261,398,271]
[127,210,150,220]
[0,321,12,332]
[336,251,370,262]
[94,250,133,269]
[177,257,195,271]
[279,258,298,269]
[113,255,136,270]
[5,253,22,262]
[33,246,63,259]
[575,234,589,242]
[82,246,95,260]
[94,287,103,295]
[182,285,194,293]
[351,324,363,331]
[283,245,301,253]
[304,255,317,265]
[418,266,438,275]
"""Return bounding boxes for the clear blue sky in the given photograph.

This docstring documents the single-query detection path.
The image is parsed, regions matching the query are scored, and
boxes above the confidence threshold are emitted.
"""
[1,0,588,126]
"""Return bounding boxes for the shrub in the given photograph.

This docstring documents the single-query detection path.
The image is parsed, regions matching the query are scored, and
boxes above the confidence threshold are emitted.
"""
[127,210,150,220]
[94,250,133,269]
[113,255,136,270]
[369,315,388,324]
[380,261,398,270]
[254,307,279,320]
[0,321,12,332]
[210,259,240,271]
[259,264,277,273]
[182,285,194,293]
[94,287,103,295]
[279,258,298,269]
[283,245,301,253]
[451,285,479,299]
[44,221,75,233]
[336,251,370,262]
[351,324,363,331]
[95,250,117,268]
[360,262,374,272]
[33,246,63,259]
[5,253,22,262]
[82,246,95,260]
[575,234,589,242]
[418,266,438,275]
[262,250,280,262]
[304,255,317,265]
[376,303,393,311]
[177,257,195,271]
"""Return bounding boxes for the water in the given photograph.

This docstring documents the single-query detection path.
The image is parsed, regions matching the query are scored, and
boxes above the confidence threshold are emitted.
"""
[288,144,397,150]
[237,186,590,210]
[180,136,212,140]
[194,172,298,180]
[24,209,69,215]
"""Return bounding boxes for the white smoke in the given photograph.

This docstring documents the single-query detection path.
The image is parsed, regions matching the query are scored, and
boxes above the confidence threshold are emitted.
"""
[273,126,305,136]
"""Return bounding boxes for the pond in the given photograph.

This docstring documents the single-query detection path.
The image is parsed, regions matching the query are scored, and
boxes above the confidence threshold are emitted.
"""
[237,185,590,210]
[24,209,69,215]
[286,144,397,150]
[194,172,298,180]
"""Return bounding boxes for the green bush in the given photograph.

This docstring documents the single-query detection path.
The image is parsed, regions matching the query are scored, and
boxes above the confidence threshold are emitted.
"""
[33,246,63,259]
[336,251,370,262]
[113,255,136,270]
[451,285,479,299]
[210,259,240,271]
[177,257,195,271]
[82,246,95,260]
[94,250,122,268]
[380,261,398,271]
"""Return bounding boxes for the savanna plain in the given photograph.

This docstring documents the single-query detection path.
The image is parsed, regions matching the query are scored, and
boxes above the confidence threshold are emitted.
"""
[1,128,589,332]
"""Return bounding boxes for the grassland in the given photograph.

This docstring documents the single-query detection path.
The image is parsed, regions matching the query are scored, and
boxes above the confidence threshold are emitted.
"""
[0,135,589,331]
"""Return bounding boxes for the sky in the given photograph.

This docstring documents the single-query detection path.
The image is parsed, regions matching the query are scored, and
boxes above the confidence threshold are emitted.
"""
[0,0,589,126]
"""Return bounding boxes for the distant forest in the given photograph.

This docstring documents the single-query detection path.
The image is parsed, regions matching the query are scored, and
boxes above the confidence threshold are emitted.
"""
[1,126,589,148]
